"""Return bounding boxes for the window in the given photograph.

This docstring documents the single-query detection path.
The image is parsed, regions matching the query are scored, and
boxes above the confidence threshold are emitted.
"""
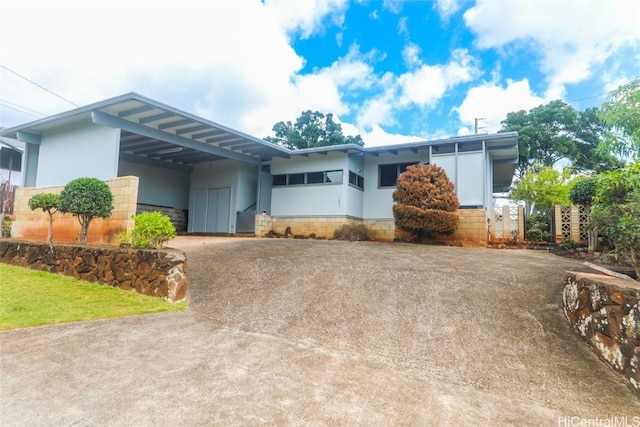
[432,143,455,154]
[272,170,344,187]
[458,141,483,152]
[378,162,418,187]
[272,174,287,186]
[288,173,305,185]
[307,171,324,184]
[349,171,364,190]
[325,170,343,184]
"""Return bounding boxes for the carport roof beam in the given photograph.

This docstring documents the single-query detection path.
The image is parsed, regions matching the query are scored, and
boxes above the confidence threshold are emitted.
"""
[92,111,261,165]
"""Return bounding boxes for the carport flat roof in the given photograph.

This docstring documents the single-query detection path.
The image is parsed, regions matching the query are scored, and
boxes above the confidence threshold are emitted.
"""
[0,93,291,167]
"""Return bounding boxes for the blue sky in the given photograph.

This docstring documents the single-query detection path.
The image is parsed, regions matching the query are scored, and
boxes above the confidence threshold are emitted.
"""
[1,0,639,146]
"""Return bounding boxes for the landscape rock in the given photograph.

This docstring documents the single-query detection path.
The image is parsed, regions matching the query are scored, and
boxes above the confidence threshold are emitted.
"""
[0,240,187,302]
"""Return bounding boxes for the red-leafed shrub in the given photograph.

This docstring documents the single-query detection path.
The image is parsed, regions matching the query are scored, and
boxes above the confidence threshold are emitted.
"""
[392,164,459,237]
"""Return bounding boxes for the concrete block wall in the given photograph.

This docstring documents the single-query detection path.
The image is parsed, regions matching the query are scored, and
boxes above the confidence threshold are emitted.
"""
[426,209,488,247]
[259,216,361,239]
[363,219,396,242]
[255,209,489,245]
[10,176,139,245]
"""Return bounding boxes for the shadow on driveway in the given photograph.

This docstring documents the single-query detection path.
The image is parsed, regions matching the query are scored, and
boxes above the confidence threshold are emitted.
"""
[1,238,638,425]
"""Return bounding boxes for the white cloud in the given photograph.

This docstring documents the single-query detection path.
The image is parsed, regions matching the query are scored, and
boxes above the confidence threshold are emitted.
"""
[0,0,353,138]
[356,85,398,131]
[360,125,422,147]
[434,0,461,21]
[398,48,479,107]
[455,79,547,135]
[464,0,640,91]
[402,43,422,68]
[265,0,348,39]
[383,0,404,15]
[397,16,409,37]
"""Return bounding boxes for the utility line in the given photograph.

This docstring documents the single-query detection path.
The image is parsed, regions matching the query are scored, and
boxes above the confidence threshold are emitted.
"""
[0,64,79,107]
[0,102,43,119]
[0,98,46,117]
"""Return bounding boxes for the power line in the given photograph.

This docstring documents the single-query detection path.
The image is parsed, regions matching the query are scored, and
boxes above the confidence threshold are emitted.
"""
[0,98,46,117]
[0,65,79,107]
[0,102,43,119]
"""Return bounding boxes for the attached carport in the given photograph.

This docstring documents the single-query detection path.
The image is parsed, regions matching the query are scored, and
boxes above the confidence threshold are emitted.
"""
[2,92,290,234]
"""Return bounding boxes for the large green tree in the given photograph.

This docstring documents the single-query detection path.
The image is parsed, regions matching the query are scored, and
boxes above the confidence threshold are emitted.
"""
[501,100,621,176]
[264,110,364,149]
[598,76,640,159]
[510,165,573,217]
[573,107,625,173]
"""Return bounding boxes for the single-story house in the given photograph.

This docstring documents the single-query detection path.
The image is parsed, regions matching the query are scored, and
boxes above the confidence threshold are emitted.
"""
[0,93,519,245]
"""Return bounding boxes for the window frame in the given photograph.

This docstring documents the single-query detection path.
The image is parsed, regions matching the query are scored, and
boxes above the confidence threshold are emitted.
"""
[271,169,344,187]
[378,162,419,188]
[349,170,364,190]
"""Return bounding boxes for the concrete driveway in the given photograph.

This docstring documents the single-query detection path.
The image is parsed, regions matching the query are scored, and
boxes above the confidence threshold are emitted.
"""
[1,238,638,426]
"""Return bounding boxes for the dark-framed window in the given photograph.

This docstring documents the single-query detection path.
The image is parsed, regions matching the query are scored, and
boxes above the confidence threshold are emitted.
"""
[349,170,364,190]
[272,169,344,186]
[272,174,287,186]
[307,171,324,184]
[288,173,305,185]
[378,162,418,187]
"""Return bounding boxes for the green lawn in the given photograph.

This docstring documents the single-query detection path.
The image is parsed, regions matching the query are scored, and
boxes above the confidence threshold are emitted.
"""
[0,263,186,331]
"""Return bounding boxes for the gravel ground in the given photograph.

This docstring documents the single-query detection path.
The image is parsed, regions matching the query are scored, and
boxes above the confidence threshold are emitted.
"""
[1,237,638,426]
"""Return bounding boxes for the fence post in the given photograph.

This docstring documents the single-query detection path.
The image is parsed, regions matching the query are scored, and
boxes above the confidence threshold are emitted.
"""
[518,205,525,241]
[570,205,581,242]
[502,206,510,240]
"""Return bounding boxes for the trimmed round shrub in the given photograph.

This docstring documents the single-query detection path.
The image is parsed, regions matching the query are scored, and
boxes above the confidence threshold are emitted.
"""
[392,205,459,234]
[569,176,597,206]
[128,211,177,249]
[392,164,459,236]
[28,192,60,243]
[59,177,114,244]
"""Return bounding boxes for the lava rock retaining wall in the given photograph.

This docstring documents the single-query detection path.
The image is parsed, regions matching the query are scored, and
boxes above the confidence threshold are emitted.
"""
[563,271,640,394]
[0,241,187,302]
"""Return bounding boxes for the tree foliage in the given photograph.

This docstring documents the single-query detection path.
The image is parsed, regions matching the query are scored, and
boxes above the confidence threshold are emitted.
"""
[589,161,640,279]
[569,176,597,206]
[59,177,114,245]
[501,100,622,176]
[264,110,364,149]
[127,211,177,249]
[510,165,572,216]
[569,175,599,253]
[392,164,459,237]
[28,193,60,243]
[598,76,640,159]
[573,107,625,173]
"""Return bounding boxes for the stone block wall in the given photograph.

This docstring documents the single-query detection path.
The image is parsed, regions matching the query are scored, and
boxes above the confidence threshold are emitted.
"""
[563,271,640,394]
[0,240,187,302]
[11,176,139,245]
